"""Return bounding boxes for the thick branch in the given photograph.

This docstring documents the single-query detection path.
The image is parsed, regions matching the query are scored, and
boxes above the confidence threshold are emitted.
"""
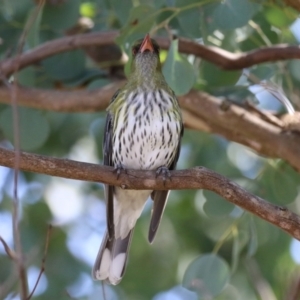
[1,31,300,76]
[0,147,299,241]
[0,82,124,112]
[0,83,299,171]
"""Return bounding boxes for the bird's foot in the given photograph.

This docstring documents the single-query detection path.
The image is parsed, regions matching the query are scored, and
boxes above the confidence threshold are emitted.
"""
[156,166,171,186]
[114,163,126,180]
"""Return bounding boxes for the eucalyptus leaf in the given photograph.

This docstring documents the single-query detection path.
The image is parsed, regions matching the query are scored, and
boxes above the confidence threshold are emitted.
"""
[259,162,299,205]
[183,254,230,299]
[203,190,235,218]
[176,0,203,38]
[247,216,258,256]
[163,39,195,95]
[42,0,80,30]
[200,61,241,88]
[289,60,300,82]
[111,0,132,25]
[116,5,156,46]
[2,0,34,22]
[264,6,296,28]
[26,5,43,49]
[213,0,260,30]
[42,50,85,81]
[0,107,50,151]
[17,66,36,87]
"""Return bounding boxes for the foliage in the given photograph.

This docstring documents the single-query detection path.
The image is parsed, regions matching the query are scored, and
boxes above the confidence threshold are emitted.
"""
[0,0,300,299]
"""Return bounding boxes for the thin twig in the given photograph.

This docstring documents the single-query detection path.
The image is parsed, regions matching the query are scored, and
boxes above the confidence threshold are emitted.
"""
[10,1,45,299]
[0,236,17,261]
[26,224,52,300]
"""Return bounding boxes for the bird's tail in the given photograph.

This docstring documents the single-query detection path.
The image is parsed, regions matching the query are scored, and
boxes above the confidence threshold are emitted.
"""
[92,230,133,285]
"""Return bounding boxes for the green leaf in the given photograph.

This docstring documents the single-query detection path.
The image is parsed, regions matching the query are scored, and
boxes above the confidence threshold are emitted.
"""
[247,216,257,256]
[289,60,300,82]
[162,39,195,95]
[87,78,111,90]
[200,61,241,88]
[259,162,299,205]
[17,66,36,87]
[26,5,44,49]
[42,0,80,30]
[42,50,85,81]
[2,0,34,22]
[203,190,235,218]
[176,0,202,38]
[264,6,296,28]
[111,0,132,25]
[0,107,50,151]
[0,15,21,55]
[62,69,107,87]
[250,64,276,80]
[270,164,299,205]
[231,232,240,274]
[213,0,260,30]
[183,253,230,298]
[116,5,156,46]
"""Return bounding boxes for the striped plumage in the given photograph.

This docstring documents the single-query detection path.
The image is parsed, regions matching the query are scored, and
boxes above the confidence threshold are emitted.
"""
[92,34,183,285]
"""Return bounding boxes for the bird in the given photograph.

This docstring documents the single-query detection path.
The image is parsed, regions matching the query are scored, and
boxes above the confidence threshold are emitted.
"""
[92,34,183,285]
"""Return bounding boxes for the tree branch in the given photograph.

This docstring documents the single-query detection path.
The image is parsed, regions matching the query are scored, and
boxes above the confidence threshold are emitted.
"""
[1,31,300,76]
[0,83,299,172]
[0,147,299,241]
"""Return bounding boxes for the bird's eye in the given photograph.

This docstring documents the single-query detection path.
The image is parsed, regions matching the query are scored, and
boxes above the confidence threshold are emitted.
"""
[132,46,139,56]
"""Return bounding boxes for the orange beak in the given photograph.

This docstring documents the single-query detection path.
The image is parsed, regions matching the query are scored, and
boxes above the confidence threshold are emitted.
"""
[139,34,154,53]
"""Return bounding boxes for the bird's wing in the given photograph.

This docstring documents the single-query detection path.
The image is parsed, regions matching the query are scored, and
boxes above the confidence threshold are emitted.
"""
[103,90,120,240]
[148,125,184,243]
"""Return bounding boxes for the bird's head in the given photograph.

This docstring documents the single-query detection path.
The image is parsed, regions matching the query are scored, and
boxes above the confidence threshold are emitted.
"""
[129,35,162,88]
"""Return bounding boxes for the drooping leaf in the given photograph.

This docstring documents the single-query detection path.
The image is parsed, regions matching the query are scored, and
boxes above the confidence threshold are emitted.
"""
[259,162,299,205]
[17,66,36,87]
[200,61,241,88]
[183,253,230,299]
[42,0,80,30]
[176,0,202,38]
[116,5,156,46]
[213,0,260,30]
[264,6,296,28]
[250,64,276,80]
[42,50,85,81]
[203,190,235,218]
[26,5,44,49]
[111,0,132,25]
[247,216,258,256]
[289,60,300,82]
[2,0,34,22]
[0,107,50,151]
[163,39,195,95]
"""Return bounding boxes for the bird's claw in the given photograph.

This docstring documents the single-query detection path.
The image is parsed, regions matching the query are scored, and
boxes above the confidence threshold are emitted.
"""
[156,166,171,186]
[114,164,126,180]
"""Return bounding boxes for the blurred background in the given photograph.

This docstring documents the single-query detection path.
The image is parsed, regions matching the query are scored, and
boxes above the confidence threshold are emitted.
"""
[1,0,300,299]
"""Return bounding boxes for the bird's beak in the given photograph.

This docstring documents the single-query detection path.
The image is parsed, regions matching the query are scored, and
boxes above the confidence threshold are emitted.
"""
[139,34,154,53]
